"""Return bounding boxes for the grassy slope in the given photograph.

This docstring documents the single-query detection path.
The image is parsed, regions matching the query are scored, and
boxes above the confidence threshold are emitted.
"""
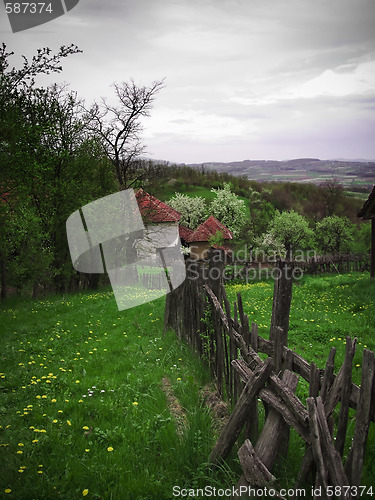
[226,272,375,378]
[0,291,237,499]
[1,273,374,498]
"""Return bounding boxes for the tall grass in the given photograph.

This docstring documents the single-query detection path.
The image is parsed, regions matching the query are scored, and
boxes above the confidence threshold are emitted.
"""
[0,289,229,499]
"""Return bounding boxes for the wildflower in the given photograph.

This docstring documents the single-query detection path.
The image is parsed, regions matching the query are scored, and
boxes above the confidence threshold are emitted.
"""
[18,443,24,447]
[132,402,138,406]
[51,399,56,403]
[32,439,38,443]
[83,489,89,496]
[67,420,71,426]
[82,426,89,430]
[177,378,181,381]
[107,446,113,452]
[5,489,11,494]
[17,450,23,454]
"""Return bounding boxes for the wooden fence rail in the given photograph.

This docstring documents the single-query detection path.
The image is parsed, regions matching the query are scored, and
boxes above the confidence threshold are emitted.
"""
[224,254,370,281]
[164,253,375,497]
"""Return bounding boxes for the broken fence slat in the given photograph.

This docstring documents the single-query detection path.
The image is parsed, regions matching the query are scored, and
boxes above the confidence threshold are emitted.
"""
[307,398,329,491]
[335,336,353,457]
[209,357,273,466]
[232,360,310,444]
[238,439,275,486]
[314,397,352,499]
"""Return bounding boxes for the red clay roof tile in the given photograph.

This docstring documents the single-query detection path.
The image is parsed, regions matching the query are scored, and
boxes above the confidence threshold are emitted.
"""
[135,189,181,223]
[188,215,233,242]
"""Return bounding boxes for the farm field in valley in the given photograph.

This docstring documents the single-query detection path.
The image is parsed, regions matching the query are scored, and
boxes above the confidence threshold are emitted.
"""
[0,272,374,498]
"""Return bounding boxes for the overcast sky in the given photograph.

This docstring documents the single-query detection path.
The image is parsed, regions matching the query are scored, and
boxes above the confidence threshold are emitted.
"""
[1,0,375,163]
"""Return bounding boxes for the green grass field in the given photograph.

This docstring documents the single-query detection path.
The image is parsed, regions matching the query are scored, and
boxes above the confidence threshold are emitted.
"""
[0,291,238,499]
[226,272,375,382]
[1,272,374,498]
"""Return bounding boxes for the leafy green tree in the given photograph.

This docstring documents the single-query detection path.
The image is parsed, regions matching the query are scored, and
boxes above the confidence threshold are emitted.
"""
[321,179,344,216]
[350,221,372,254]
[315,216,355,255]
[209,183,247,237]
[265,210,313,258]
[0,44,116,297]
[240,186,275,248]
[168,192,207,229]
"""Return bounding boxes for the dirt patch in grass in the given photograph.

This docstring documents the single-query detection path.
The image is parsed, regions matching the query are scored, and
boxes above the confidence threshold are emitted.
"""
[161,377,188,437]
[200,384,229,432]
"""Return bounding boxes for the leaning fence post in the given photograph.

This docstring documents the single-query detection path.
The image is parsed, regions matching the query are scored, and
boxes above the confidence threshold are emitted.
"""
[269,259,293,344]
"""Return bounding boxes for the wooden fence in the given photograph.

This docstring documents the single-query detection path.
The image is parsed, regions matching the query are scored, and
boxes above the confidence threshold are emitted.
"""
[224,254,370,282]
[164,255,375,498]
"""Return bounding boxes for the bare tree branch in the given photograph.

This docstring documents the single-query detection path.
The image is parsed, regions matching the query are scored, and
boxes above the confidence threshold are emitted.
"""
[84,78,165,189]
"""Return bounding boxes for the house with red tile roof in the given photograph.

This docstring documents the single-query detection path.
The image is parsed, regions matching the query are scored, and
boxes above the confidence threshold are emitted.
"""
[135,189,181,223]
[187,215,233,260]
[135,189,233,261]
[134,189,182,260]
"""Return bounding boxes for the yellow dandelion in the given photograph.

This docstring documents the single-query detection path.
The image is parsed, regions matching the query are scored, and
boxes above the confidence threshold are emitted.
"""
[83,489,89,497]
[67,420,71,426]
[132,402,138,406]
[107,446,113,452]
[82,426,89,430]
[5,489,11,494]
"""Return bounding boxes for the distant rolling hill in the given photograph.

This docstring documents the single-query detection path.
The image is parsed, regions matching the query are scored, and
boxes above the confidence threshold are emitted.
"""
[187,158,375,191]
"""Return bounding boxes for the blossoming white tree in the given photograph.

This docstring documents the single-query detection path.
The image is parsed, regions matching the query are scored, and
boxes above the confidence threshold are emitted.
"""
[209,183,247,237]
